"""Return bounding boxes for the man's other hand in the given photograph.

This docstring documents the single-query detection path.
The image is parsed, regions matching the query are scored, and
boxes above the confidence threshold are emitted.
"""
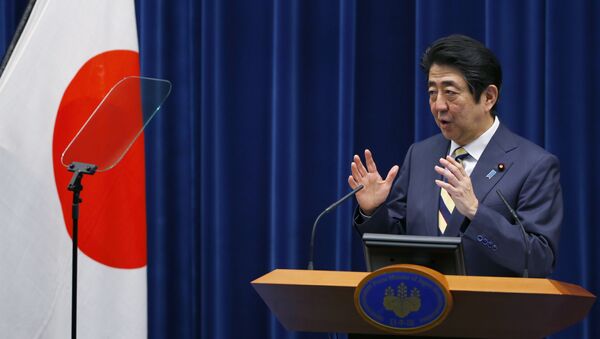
[348,149,399,216]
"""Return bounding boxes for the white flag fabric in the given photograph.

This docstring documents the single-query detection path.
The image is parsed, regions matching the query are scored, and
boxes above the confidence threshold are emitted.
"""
[0,1,147,338]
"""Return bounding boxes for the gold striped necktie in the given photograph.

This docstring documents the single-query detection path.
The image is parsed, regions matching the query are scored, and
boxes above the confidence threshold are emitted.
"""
[438,147,469,234]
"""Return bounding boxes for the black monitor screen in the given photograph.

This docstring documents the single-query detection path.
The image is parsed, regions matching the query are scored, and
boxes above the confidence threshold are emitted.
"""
[362,233,466,275]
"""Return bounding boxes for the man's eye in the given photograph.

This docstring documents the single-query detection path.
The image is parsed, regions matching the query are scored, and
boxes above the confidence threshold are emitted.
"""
[428,90,437,98]
[445,90,458,99]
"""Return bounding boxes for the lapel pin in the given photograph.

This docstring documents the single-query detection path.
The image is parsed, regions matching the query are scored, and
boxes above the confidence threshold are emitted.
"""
[486,169,497,179]
[497,163,505,172]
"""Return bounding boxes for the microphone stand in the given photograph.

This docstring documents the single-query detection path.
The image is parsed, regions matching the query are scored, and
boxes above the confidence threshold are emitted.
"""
[307,184,363,270]
[496,190,530,278]
[67,162,97,339]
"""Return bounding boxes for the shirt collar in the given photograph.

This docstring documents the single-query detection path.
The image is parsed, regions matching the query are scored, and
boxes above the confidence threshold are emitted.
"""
[449,116,500,161]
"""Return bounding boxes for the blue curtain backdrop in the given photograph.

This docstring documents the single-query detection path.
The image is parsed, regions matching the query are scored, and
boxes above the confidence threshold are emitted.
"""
[2,0,599,338]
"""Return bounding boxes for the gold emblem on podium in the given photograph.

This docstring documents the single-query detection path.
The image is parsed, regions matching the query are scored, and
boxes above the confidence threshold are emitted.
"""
[383,283,421,318]
[354,264,452,334]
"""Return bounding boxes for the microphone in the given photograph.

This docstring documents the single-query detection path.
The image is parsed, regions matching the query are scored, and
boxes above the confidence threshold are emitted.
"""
[307,184,364,270]
[496,189,530,278]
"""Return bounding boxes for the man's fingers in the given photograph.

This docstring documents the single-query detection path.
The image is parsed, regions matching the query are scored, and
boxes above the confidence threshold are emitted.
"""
[353,154,368,177]
[348,175,359,189]
[444,156,467,177]
[440,158,461,177]
[385,165,399,183]
[434,165,459,186]
[351,162,363,180]
[435,179,454,193]
[439,158,463,182]
[365,149,378,174]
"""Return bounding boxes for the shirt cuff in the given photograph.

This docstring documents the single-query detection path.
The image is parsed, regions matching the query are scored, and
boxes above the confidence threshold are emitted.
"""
[359,209,373,219]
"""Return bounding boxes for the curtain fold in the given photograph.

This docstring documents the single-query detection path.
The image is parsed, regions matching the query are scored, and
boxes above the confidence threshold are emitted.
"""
[1,0,598,338]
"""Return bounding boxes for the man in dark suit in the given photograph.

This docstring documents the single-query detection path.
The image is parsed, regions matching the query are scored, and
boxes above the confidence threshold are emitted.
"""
[349,35,562,277]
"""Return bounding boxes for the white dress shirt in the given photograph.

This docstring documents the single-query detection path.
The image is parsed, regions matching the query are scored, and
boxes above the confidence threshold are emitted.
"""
[448,116,500,176]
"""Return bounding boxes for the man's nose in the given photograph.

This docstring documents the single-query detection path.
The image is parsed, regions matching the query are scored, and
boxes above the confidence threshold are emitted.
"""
[432,94,448,112]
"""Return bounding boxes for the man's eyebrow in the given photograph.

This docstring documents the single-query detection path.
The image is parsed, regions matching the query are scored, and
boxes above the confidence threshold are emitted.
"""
[428,80,461,88]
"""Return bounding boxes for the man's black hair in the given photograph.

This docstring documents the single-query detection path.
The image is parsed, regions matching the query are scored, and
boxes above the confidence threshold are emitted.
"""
[420,34,502,112]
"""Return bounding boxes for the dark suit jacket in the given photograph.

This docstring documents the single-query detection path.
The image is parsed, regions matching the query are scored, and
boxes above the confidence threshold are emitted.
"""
[355,123,563,277]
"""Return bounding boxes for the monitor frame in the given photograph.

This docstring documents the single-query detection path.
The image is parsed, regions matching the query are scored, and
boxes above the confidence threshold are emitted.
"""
[362,233,466,275]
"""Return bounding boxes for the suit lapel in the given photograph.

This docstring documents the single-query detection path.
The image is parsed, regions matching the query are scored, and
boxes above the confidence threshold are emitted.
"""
[443,124,517,236]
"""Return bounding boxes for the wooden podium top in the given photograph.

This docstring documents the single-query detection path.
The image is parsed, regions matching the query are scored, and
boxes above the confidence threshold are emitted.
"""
[252,269,595,338]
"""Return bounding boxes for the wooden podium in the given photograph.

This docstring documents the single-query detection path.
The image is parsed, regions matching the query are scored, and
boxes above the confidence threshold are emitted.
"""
[252,268,595,338]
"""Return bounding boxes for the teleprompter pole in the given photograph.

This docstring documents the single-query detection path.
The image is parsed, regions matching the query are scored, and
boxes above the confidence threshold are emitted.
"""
[67,162,97,339]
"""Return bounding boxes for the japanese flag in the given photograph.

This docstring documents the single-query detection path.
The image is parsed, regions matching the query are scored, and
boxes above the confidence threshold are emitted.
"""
[0,1,147,338]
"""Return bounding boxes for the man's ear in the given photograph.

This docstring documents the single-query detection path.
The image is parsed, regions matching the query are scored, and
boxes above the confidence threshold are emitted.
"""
[483,85,499,112]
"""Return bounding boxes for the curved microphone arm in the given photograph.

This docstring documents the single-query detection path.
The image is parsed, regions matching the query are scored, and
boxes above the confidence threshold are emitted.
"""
[307,184,364,270]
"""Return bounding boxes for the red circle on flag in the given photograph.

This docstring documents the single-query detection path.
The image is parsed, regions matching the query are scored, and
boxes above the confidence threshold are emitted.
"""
[52,50,147,269]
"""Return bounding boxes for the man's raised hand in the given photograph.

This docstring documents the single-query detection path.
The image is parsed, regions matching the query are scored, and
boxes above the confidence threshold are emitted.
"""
[348,149,399,215]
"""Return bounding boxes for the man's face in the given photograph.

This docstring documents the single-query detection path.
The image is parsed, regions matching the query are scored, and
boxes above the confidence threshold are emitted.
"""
[428,64,495,146]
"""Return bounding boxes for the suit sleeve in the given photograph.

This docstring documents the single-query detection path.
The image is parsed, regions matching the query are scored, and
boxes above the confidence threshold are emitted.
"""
[463,152,563,277]
[353,145,414,235]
